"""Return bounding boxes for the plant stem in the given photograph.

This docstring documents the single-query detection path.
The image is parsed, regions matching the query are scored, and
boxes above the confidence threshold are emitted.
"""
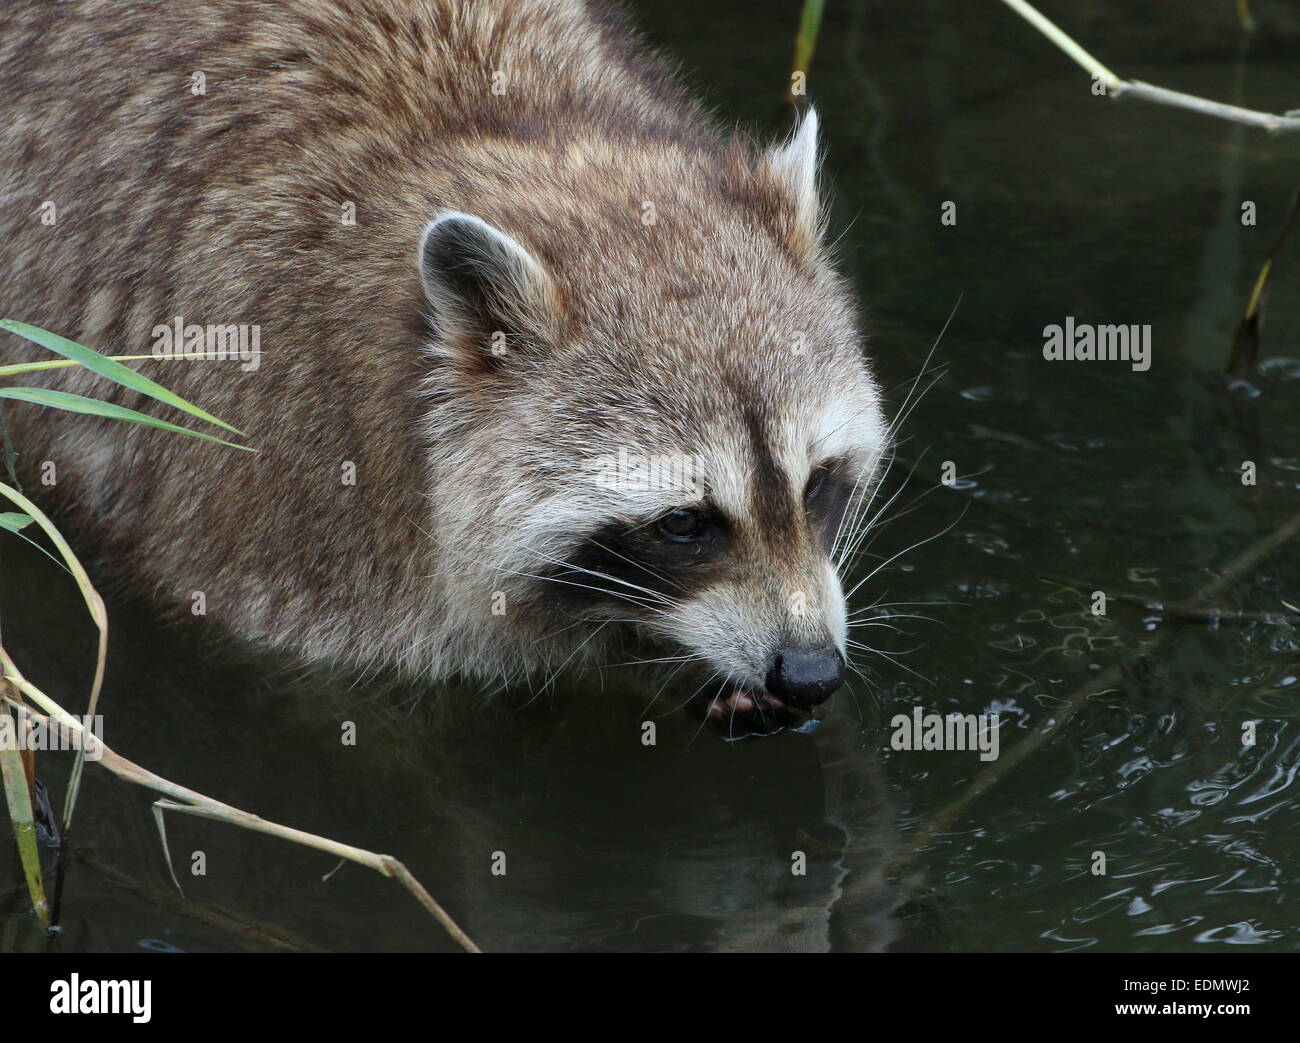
[787,0,825,103]
[1001,0,1300,133]
[1,657,480,952]
[0,692,49,930]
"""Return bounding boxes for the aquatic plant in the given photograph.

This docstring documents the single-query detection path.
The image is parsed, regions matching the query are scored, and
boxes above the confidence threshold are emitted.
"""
[0,322,477,951]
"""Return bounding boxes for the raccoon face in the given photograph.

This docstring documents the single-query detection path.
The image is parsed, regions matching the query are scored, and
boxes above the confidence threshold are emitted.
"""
[418,110,888,735]
[563,419,887,737]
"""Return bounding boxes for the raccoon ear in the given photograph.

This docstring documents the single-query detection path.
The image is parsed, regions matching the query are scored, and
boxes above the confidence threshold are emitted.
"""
[417,212,560,369]
[758,106,825,264]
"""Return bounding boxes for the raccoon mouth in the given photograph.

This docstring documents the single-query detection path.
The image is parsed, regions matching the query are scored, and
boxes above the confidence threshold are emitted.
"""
[693,685,821,739]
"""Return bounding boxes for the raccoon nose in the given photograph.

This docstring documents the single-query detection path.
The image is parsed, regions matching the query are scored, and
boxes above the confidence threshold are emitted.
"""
[765,644,845,706]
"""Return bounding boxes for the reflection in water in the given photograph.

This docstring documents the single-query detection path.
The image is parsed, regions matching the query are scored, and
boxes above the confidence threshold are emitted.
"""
[0,538,899,952]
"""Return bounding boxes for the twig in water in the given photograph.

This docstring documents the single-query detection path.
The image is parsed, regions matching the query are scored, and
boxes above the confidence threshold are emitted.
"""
[879,504,1300,878]
[1,659,480,953]
[1000,0,1300,134]
[1038,575,1300,626]
[64,847,329,952]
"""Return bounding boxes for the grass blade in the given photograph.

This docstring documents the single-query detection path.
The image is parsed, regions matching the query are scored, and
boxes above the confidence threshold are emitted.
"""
[0,512,32,532]
[1,480,107,828]
[1227,183,1300,381]
[0,352,201,378]
[152,801,186,897]
[789,0,826,100]
[0,319,244,435]
[0,701,50,930]
[0,401,17,488]
[0,387,253,451]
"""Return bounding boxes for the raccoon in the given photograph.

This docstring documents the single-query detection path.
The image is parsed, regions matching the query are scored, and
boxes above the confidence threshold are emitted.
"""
[0,0,890,736]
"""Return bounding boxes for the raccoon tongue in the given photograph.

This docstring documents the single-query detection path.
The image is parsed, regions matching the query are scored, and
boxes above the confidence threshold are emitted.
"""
[706,687,774,717]
[705,690,743,718]
[728,689,757,713]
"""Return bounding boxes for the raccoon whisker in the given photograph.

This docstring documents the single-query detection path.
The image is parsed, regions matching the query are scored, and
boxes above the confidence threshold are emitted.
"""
[473,559,676,617]
[840,684,868,729]
[479,670,516,704]
[543,567,676,608]
[881,292,960,436]
[849,597,964,613]
[835,449,917,567]
[834,331,954,563]
[830,357,952,564]
[845,621,907,634]
[750,691,777,734]
[652,669,716,724]
[842,507,967,600]
[343,654,388,693]
[421,513,675,613]
[856,459,950,537]
[508,543,679,609]
[684,675,736,747]
[847,612,941,628]
[836,448,935,569]
[881,365,948,449]
[848,603,946,619]
[820,368,946,568]
[526,573,674,616]
[830,452,891,564]
[840,479,949,570]
[842,662,886,717]
[835,442,938,567]
[849,458,990,563]
[634,655,707,717]
[875,357,949,470]
[830,437,900,540]
[528,644,594,707]
[826,204,865,256]
[531,616,596,644]
[583,535,690,596]
[521,619,614,710]
[605,653,708,669]
[442,516,680,610]
[884,356,950,403]
[844,506,967,603]
[399,567,667,670]
[532,614,643,645]
[639,660,697,719]
[840,464,960,574]
[403,557,672,671]
[849,640,933,685]
[845,636,920,652]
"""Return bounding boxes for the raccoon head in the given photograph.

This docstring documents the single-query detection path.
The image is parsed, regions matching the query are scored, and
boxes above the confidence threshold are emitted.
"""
[417,110,889,736]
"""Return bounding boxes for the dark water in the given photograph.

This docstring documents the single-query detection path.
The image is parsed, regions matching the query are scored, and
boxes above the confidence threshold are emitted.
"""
[4,1,1300,952]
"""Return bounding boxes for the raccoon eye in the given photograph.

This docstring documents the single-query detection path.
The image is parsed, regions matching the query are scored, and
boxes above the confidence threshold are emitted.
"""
[804,464,831,506]
[656,507,707,542]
